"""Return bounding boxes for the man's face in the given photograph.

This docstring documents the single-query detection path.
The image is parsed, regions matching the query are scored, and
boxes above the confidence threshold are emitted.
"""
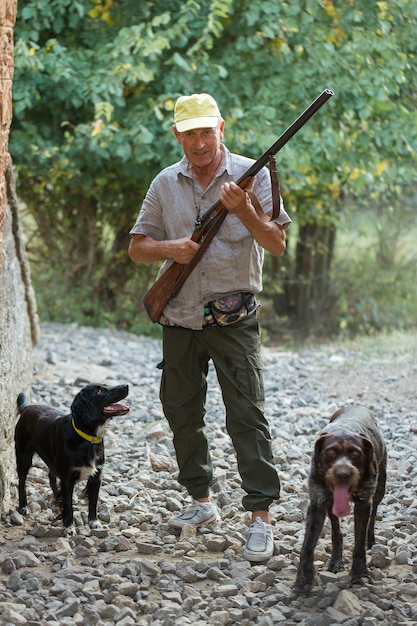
[173,121,225,170]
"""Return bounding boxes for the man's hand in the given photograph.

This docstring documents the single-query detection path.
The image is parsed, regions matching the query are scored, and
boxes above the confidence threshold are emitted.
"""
[218,178,286,257]
[128,233,199,264]
[220,180,254,216]
[171,237,200,264]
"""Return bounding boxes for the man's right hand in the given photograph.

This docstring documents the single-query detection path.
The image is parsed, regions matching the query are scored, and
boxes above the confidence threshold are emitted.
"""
[171,237,200,264]
[128,233,199,265]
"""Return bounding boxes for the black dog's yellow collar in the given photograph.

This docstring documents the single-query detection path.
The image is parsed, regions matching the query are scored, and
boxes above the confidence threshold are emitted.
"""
[71,419,104,444]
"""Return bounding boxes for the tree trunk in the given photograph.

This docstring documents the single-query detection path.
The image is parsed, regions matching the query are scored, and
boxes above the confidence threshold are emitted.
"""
[274,222,336,333]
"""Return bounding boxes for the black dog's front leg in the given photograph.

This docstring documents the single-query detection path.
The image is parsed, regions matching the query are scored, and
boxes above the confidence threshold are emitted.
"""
[351,499,372,584]
[294,502,327,594]
[17,474,29,515]
[85,469,102,527]
[15,441,33,515]
[60,480,76,531]
[49,472,59,499]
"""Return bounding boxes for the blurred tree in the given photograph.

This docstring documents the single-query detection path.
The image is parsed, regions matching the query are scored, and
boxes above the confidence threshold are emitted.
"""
[10,0,417,332]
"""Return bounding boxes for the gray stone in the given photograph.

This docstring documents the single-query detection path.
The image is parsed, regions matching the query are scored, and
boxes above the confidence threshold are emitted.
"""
[1,322,416,626]
[333,589,362,616]
[1,557,16,573]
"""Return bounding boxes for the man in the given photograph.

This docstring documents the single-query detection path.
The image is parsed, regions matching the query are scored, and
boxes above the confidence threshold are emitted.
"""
[128,93,291,562]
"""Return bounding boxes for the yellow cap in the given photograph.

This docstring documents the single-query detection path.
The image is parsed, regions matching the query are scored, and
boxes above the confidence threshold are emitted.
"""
[174,93,221,132]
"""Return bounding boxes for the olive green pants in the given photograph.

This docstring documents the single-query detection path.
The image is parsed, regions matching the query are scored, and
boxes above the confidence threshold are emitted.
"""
[159,314,280,512]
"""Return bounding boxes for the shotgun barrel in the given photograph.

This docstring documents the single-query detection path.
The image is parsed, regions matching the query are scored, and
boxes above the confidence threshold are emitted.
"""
[143,88,334,322]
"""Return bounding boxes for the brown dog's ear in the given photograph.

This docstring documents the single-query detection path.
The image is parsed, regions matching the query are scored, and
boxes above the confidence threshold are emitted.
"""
[329,408,345,423]
[359,435,377,476]
[314,434,330,476]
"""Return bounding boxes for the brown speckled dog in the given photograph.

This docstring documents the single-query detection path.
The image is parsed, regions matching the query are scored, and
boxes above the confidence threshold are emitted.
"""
[294,406,387,594]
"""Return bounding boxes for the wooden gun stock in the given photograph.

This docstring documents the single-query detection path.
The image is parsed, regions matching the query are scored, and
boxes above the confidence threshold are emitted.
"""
[143,260,186,322]
[143,199,232,322]
[143,89,334,323]
[143,175,254,322]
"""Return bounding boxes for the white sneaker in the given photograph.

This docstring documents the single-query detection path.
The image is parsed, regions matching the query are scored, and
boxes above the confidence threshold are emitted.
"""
[168,501,219,528]
[243,516,274,562]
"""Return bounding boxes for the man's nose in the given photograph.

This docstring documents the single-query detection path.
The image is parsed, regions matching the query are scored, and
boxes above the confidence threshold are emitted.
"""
[194,133,205,148]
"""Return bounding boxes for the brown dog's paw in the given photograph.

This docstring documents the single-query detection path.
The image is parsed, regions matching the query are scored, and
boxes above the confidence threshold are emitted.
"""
[350,565,371,586]
[293,571,315,595]
[328,557,344,573]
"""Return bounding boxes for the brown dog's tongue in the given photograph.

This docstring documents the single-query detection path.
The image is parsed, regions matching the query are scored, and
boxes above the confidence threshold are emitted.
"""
[332,485,351,517]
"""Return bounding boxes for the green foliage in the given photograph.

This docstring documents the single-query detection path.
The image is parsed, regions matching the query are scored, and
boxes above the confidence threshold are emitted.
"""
[31,263,162,337]
[10,0,417,336]
[331,203,417,336]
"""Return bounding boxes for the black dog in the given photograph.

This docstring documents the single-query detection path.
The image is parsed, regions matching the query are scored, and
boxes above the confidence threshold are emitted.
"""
[15,383,129,534]
[294,405,387,593]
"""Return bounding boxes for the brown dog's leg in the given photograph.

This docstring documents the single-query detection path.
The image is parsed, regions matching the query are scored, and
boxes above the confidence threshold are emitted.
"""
[294,502,327,594]
[351,500,372,584]
[367,502,379,548]
[328,506,344,573]
[367,452,387,548]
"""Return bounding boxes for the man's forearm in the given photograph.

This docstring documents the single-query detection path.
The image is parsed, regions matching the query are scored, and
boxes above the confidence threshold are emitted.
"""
[128,234,171,264]
[237,207,287,257]
[128,234,200,264]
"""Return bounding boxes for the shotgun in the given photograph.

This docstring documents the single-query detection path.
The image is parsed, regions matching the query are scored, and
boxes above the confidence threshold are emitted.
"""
[143,88,334,322]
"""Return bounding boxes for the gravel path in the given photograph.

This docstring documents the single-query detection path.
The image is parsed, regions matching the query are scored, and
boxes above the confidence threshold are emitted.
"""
[1,322,417,625]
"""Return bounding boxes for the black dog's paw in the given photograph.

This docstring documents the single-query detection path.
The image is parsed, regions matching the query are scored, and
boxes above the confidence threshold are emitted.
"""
[18,506,30,516]
[62,524,77,537]
[88,519,102,530]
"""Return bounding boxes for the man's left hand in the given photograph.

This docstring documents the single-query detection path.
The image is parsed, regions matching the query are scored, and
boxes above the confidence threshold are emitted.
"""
[220,180,253,215]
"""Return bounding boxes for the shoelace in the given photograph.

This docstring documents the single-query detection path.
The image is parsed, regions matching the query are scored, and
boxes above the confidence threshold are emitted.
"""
[250,517,268,537]
[251,517,267,535]
[182,502,210,516]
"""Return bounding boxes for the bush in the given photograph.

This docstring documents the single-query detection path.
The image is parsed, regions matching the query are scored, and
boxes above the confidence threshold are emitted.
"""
[330,207,417,336]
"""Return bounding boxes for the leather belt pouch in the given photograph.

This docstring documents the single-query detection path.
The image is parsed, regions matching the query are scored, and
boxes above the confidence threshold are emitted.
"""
[208,292,256,326]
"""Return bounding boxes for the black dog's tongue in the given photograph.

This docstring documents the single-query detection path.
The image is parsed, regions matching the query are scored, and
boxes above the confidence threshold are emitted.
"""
[104,402,130,416]
[332,485,351,518]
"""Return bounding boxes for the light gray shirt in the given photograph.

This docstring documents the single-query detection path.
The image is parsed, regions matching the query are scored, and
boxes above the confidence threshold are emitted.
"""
[129,144,291,329]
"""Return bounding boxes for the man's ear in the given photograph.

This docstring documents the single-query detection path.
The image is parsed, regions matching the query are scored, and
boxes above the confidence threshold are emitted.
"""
[173,124,182,145]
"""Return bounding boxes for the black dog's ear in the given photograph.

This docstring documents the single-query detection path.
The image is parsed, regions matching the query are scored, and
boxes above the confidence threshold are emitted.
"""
[359,435,377,477]
[71,387,93,415]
